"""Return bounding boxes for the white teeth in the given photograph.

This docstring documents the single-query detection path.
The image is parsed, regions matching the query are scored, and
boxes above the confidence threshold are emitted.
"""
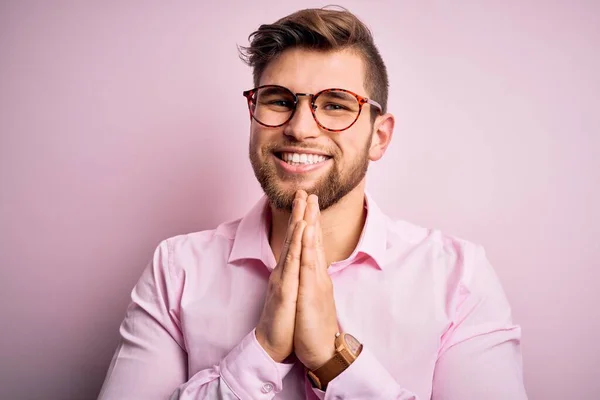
[280,152,329,165]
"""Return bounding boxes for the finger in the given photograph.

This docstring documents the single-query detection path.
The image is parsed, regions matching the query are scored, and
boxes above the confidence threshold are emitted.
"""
[315,214,327,269]
[291,192,308,225]
[304,194,319,227]
[307,195,327,269]
[281,220,306,281]
[296,189,308,200]
[300,223,318,273]
[281,194,307,260]
[315,202,323,249]
[286,191,307,238]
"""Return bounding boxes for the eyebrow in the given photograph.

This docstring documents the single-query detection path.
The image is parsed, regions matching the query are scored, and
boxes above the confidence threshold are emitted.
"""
[320,90,355,101]
[258,87,293,97]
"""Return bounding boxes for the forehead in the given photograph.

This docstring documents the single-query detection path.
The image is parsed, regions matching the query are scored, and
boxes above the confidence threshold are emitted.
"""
[259,48,367,96]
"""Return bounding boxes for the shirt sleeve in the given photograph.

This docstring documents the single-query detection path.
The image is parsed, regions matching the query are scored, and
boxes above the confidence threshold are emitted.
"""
[312,245,528,400]
[311,346,420,400]
[431,245,528,399]
[97,240,295,400]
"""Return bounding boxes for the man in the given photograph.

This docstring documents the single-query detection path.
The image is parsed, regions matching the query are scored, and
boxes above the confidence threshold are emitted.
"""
[99,7,527,400]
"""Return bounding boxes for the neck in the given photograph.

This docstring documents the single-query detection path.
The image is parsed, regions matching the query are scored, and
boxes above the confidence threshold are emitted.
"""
[269,182,367,267]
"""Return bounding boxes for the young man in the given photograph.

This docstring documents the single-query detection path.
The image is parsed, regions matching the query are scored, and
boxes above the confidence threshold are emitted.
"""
[99,7,527,400]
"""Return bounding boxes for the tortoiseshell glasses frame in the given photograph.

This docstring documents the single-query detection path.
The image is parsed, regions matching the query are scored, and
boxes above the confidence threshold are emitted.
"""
[242,85,383,132]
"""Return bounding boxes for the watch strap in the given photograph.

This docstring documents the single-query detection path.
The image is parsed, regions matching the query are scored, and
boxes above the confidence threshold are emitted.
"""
[307,348,352,390]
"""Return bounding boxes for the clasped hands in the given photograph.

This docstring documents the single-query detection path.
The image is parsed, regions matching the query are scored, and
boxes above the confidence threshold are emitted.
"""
[256,190,339,371]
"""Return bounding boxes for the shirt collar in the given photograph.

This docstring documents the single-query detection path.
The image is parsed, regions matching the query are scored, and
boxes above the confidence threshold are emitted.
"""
[354,192,388,270]
[228,192,388,271]
[228,195,276,269]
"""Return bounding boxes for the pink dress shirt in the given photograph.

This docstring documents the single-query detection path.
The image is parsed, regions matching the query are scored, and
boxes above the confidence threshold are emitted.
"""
[98,194,527,399]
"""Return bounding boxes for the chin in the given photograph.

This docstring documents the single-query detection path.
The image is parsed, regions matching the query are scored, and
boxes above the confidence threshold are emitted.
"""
[276,180,318,196]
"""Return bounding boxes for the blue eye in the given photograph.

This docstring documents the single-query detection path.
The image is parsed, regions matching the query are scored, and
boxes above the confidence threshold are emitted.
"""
[269,100,293,108]
[323,103,348,111]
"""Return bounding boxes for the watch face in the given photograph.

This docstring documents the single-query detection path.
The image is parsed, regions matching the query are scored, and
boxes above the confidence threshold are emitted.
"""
[344,334,362,356]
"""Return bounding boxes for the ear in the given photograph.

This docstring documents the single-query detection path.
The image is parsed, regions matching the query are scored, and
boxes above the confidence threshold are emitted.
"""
[368,113,395,161]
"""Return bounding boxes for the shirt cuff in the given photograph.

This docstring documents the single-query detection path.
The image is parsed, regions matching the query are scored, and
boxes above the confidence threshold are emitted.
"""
[312,345,399,399]
[219,329,295,398]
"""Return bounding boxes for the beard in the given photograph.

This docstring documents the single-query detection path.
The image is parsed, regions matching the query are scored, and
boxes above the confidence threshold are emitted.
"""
[249,137,372,212]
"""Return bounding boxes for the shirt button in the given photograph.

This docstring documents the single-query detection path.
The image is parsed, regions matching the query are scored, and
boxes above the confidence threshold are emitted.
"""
[261,382,274,393]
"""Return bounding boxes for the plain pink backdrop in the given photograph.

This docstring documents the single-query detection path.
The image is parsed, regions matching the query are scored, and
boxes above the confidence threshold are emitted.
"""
[1,1,598,399]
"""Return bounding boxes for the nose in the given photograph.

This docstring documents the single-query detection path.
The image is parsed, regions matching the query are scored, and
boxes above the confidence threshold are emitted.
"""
[283,95,321,141]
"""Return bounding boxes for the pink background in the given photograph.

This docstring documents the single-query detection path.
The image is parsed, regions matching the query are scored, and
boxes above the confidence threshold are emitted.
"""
[1,1,598,399]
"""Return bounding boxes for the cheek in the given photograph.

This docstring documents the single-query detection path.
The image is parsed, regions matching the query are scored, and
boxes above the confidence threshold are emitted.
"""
[334,127,370,160]
[249,125,280,156]
[249,125,264,151]
[248,132,258,154]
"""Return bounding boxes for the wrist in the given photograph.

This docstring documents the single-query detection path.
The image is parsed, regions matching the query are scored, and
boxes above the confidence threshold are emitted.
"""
[304,346,337,371]
[254,329,288,363]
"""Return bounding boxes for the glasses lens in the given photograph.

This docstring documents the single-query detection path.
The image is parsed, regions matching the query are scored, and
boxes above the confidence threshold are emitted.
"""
[314,90,360,131]
[251,86,295,126]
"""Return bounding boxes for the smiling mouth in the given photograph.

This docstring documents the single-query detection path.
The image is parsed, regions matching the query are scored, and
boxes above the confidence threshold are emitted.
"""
[274,152,332,166]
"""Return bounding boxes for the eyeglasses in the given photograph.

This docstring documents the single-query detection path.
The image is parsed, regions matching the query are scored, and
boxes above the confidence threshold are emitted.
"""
[242,85,382,132]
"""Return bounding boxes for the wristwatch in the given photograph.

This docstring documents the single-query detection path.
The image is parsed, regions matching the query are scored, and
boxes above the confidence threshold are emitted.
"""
[307,332,363,390]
